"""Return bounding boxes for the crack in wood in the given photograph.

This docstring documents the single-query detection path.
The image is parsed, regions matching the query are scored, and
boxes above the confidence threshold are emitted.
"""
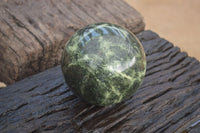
[0,30,200,132]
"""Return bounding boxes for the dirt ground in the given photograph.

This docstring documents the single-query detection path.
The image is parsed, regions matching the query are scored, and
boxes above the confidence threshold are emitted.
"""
[126,0,200,61]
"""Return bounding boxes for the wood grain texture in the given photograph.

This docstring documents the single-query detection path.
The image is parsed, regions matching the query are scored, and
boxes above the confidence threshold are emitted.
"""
[1,30,200,133]
[0,0,144,84]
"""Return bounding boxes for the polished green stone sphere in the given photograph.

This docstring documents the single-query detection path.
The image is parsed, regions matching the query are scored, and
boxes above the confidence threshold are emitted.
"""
[61,23,146,106]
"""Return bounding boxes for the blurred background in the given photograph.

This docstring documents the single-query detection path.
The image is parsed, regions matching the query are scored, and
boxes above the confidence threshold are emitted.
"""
[126,0,200,61]
[1,0,200,88]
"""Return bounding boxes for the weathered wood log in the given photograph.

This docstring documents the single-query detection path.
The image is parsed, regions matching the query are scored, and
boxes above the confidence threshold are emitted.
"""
[0,0,144,84]
[1,30,200,133]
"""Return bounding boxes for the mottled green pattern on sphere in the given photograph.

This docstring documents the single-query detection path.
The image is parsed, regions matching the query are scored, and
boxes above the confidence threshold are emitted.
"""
[61,23,146,106]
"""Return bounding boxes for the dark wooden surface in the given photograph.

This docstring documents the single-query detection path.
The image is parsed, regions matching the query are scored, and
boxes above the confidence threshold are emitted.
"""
[0,30,200,133]
[0,0,144,84]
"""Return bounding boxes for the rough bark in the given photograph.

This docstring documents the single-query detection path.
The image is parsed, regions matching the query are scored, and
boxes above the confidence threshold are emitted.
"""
[0,0,145,84]
[0,30,200,133]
